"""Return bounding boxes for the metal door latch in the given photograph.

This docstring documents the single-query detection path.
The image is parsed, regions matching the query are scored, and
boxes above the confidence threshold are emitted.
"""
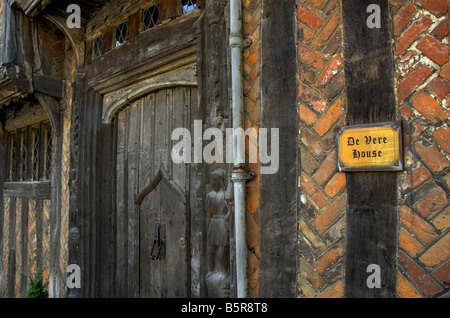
[149,224,165,260]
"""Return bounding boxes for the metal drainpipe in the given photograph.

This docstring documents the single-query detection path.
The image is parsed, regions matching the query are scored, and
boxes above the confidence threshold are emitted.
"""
[229,0,248,298]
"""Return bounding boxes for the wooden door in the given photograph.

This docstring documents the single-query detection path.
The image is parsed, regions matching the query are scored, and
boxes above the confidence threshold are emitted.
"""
[116,86,196,297]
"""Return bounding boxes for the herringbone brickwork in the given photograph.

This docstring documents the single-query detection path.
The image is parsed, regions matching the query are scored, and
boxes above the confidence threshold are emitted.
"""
[296,0,346,298]
[392,0,449,298]
[243,0,262,299]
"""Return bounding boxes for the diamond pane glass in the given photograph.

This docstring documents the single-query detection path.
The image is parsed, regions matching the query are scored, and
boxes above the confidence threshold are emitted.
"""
[143,4,159,31]
[93,35,103,58]
[32,128,40,181]
[9,134,17,181]
[20,131,27,181]
[181,0,197,15]
[45,125,52,180]
[115,20,128,47]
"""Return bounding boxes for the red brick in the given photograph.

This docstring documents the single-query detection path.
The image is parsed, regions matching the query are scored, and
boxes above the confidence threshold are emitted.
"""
[298,22,316,43]
[320,0,338,15]
[440,63,450,81]
[396,16,432,55]
[313,193,346,233]
[400,205,439,245]
[399,227,423,257]
[397,51,421,74]
[318,281,344,298]
[311,9,340,50]
[298,82,327,112]
[247,227,260,249]
[298,6,325,30]
[315,53,343,89]
[416,35,449,66]
[324,172,346,197]
[410,119,429,143]
[301,128,328,158]
[399,104,413,120]
[310,0,326,9]
[419,232,450,267]
[426,76,450,101]
[313,149,337,185]
[433,127,450,153]
[301,172,321,197]
[432,20,449,39]
[410,91,448,123]
[300,258,326,289]
[312,191,329,208]
[397,273,423,298]
[431,205,450,231]
[403,165,432,190]
[415,141,449,173]
[415,187,448,218]
[433,260,450,285]
[298,44,327,71]
[399,251,442,296]
[394,2,417,35]
[315,244,344,274]
[300,63,317,84]
[413,0,448,17]
[299,104,318,125]
[313,97,344,136]
[398,65,434,103]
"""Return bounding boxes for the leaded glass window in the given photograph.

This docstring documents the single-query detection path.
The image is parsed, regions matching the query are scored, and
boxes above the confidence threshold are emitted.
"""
[115,20,128,47]
[143,4,159,31]
[7,123,52,182]
[181,0,197,15]
[93,35,103,58]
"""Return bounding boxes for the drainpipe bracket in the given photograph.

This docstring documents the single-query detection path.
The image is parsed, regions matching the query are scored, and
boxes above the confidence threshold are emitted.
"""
[231,167,251,183]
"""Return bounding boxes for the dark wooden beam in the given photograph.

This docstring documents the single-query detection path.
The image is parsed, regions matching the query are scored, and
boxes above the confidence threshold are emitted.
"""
[342,0,398,298]
[33,74,63,99]
[3,181,51,200]
[259,0,297,297]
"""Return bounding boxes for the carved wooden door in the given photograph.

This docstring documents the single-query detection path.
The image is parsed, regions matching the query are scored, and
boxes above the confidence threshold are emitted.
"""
[116,87,197,297]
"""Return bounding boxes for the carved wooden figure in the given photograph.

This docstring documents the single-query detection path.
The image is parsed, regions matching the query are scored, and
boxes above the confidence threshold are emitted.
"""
[205,169,231,297]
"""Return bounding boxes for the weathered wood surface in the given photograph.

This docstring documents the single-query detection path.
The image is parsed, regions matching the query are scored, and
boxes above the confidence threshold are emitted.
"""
[88,12,199,91]
[115,87,196,297]
[33,74,63,99]
[342,0,398,298]
[3,181,51,199]
[259,0,298,298]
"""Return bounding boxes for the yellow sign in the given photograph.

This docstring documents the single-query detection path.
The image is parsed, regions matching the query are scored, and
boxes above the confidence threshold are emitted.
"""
[336,121,403,171]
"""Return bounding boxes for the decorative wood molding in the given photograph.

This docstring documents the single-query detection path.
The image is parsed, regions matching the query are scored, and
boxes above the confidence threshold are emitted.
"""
[135,168,186,206]
[102,65,197,124]
[34,92,60,135]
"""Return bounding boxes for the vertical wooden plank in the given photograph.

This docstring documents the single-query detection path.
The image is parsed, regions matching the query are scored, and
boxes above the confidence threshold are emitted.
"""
[160,0,180,21]
[259,0,298,297]
[20,198,28,295]
[0,126,7,295]
[7,197,16,297]
[160,180,187,297]
[126,101,139,297]
[172,87,187,190]
[1,197,11,297]
[116,109,128,297]
[138,94,154,194]
[15,198,22,298]
[155,90,167,173]
[342,0,397,298]
[139,184,161,297]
